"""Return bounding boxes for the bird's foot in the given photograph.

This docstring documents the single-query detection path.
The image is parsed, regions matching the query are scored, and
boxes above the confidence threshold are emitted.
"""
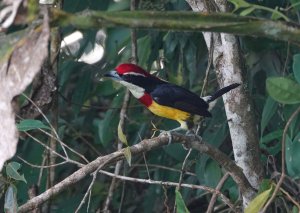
[159,130,172,145]
[182,130,203,149]
[158,127,184,145]
[185,129,195,136]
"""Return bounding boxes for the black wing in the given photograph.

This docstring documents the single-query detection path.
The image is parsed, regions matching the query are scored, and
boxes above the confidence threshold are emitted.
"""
[150,83,212,117]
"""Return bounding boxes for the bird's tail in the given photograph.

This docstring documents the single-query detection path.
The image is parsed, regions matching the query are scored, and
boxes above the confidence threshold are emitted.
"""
[206,83,240,103]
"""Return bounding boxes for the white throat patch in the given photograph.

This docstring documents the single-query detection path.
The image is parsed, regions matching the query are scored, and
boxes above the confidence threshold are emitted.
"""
[119,81,145,99]
[123,72,146,77]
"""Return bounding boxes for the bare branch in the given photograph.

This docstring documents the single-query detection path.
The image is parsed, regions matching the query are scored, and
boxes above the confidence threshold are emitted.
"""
[132,164,196,177]
[206,172,230,213]
[98,170,235,211]
[17,156,67,169]
[75,165,103,213]
[18,133,255,212]
[25,132,84,167]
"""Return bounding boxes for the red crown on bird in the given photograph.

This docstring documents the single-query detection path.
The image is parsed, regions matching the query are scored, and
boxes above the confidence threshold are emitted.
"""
[115,63,152,77]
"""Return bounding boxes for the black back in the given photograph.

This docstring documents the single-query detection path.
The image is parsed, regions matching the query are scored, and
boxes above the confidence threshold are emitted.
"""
[150,83,211,117]
[121,75,212,117]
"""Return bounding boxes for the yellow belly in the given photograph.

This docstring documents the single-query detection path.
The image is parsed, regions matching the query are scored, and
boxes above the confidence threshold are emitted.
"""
[148,101,191,128]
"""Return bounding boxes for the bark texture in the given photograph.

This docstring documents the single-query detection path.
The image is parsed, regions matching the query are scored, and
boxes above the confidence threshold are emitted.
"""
[186,0,264,205]
[18,133,255,212]
[0,14,49,170]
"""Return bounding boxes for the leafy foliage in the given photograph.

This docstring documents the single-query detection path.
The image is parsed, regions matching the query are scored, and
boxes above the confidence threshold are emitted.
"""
[16,119,51,132]
[245,181,274,213]
[175,189,190,213]
[0,0,300,212]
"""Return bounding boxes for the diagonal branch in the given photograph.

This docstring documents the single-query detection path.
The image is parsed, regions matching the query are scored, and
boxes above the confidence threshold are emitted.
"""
[18,133,255,213]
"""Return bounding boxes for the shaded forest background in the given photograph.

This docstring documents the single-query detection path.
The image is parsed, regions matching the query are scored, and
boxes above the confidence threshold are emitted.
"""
[1,0,300,212]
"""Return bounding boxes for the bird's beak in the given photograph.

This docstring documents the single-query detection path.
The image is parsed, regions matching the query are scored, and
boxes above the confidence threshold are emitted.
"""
[104,70,122,81]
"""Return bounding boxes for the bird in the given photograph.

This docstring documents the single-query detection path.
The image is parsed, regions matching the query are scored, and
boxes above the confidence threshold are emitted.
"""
[104,63,240,132]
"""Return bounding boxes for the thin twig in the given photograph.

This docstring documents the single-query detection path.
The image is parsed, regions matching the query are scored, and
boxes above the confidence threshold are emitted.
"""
[200,32,214,97]
[163,185,171,213]
[37,151,48,188]
[99,170,235,211]
[68,125,102,156]
[25,132,84,167]
[142,153,151,179]
[37,127,90,163]
[262,106,300,212]
[282,42,290,75]
[18,133,254,213]
[279,186,300,210]
[17,156,67,168]
[75,165,103,213]
[102,91,130,212]
[133,163,196,176]
[173,148,192,213]
[17,114,90,164]
[21,93,69,158]
[139,133,151,179]
[118,167,126,213]
[102,160,123,212]
[177,148,193,191]
[206,172,230,213]
[87,189,92,212]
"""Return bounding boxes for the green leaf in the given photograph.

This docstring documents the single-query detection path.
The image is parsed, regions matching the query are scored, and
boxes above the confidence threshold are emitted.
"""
[5,162,27,183]
[258,179,272,193]
[260,130,283,144]
[286,134,300,178]
[124,147,132,166]
[270,7,281,20]
[293,54,300,84]
[16,119,50,131]
[4,185,18,213]
[204,160,222,188]
[245,185,273,213]
[292,206,299,213]
[118,122,128,146]
[290,0,300,10]
[260,97,278,136]
[240,7,255,16]
[266,77,300,104]
[228,0,251,10]
[175,189,190,213]
[105,28,130,60]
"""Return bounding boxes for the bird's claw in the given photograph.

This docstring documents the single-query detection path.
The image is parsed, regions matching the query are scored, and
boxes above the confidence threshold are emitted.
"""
[159,130,172,145]
[182,130,202,149]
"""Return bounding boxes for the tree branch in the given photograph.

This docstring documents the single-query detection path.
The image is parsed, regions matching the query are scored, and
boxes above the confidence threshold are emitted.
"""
[51,10,300,45]
[18,133,255,212]
[99,170,235,211]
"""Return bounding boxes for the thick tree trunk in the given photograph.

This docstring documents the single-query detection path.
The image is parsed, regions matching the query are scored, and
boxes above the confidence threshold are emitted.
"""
[186,0,264,206]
